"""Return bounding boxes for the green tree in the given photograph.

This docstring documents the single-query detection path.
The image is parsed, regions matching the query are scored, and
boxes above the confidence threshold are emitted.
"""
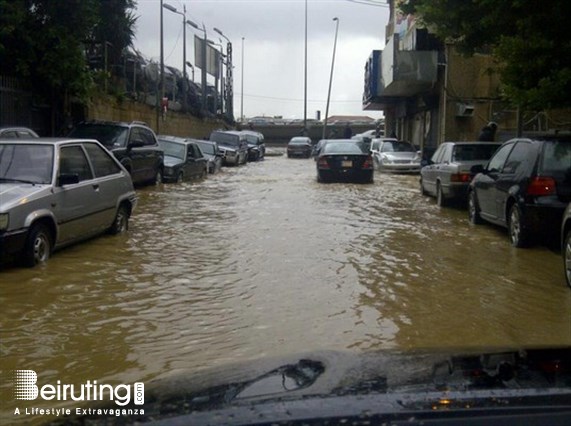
[399,0,571,110]
[0,0,138,132]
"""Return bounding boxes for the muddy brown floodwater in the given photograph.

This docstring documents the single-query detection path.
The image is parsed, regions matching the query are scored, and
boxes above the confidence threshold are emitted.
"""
[1,151,570,422]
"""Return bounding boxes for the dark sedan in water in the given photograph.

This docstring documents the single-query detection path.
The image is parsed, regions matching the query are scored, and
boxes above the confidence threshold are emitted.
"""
[158,136,208,183]
[316,140,374,183]
[287,137,312,158]
[468,136,571,247]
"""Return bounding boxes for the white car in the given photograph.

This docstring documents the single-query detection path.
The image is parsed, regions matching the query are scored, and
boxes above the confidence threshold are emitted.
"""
[373,139,421,173]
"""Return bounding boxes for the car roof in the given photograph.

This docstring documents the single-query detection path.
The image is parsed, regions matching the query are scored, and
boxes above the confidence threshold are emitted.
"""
[0,138,101,145]
[213,130,241,136]
[158,135,197,145]
[76,120,150,129]
[443,141,502,145]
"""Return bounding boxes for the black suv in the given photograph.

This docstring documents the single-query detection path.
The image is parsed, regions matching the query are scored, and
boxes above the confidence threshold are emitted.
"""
[468,136,571,247]
[69,121,164,186]
[240,130,266,161]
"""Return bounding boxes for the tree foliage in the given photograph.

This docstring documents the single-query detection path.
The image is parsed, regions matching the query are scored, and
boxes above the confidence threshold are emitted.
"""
[399,0,571,110]
[0,0,138,103]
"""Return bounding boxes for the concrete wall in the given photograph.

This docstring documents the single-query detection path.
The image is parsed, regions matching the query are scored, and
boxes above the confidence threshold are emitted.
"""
[86,97,226,139]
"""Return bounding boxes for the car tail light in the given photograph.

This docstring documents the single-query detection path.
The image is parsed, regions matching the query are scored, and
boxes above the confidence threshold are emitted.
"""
[450,173,472,183]
[318,157,330,169]
[362,156,373,169]
[527,176,556,196]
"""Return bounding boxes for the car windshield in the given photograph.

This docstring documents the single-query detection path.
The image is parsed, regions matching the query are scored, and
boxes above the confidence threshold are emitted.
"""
[322,141,368,154]
[68,124,129,148]
[452,144,500,162]
[540,141,571,174]
[158,140,186,160]
[196,142,215,155]
[381,141,415,152]
[210,132,240,147]
[0,143,53,184]
[289,138,310,145]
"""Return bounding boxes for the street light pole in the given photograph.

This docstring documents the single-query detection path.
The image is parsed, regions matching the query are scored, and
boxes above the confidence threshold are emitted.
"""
[241,37,244,123]
[323,17,339,140]
[158,0,164,133]
[163,2,187,112]
[303,0,308,134]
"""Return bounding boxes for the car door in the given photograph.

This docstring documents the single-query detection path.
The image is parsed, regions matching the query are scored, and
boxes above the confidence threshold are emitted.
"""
[52,144,102,245]
[83,142,128,227]
[423,144,446,195]
[476,142,515,221]
[435,144,454,190]
[494,141,534,224]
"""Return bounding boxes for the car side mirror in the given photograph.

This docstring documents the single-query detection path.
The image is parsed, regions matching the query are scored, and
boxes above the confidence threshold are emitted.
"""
[470,164,485,175]
[58,173,80,186]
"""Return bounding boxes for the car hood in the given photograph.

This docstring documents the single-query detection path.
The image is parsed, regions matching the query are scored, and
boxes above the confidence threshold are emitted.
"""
[0,183,52,212]
[57,346,571,425]
[382,152,419,160]
[164,156,185,167]
[219,145,237,153]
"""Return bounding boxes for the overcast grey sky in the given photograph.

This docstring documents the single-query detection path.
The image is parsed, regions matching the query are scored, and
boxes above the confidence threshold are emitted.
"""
[133,0,389,120]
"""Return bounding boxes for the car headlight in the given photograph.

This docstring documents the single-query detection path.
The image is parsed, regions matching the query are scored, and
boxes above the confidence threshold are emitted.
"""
[382,155,393,164]
[0,213,9,231]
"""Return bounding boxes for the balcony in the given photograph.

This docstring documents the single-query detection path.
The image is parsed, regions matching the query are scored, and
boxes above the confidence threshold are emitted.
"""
[363,35,438,110]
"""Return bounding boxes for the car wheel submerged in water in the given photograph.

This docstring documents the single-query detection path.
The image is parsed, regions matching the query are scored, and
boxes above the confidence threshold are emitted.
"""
[23,223,52,267]
[109,204,130,235]
[468,191,482,224]
[564,229,571,288]
[509,204,530,248]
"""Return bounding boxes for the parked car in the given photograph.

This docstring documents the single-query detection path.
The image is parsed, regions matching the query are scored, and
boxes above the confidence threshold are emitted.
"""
[157,136,208,182]
[0,139,137,267]
[312,139,328,158]
[420,142,501,206]
[195,140,223,174]
[209,130,248,166]
[287,136,312,158]
[0,126,40,138]
[374,140,421,173]
[241,130,266,161]
[68,120,164,186]
[468,136,571,247]
[562,203,571,288]
[370,137,397,158]
[316,139,374,183]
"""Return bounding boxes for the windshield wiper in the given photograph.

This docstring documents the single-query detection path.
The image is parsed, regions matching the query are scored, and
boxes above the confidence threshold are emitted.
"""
[0,177,38,185]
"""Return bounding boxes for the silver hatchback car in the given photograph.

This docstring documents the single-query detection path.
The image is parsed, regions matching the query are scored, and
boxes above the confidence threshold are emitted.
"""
[0,139,137,267]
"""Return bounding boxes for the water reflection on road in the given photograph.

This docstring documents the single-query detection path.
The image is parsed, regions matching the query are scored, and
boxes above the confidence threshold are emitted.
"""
[1,151,570,418]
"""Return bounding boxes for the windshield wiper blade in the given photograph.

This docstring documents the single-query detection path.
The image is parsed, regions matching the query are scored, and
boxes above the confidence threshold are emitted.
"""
[0,177,38,185]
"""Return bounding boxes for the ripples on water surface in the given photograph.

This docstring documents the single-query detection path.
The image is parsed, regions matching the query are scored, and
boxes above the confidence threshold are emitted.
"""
[1,152,570,419]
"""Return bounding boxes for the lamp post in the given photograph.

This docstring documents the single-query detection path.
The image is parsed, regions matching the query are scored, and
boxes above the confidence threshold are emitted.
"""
[214,27,234,122]
[303,0,308,135]
[163,2,187,112]
[187,19,208,116]
[241,37,245,123]
[157,0,165,132]
[322,17,339,140]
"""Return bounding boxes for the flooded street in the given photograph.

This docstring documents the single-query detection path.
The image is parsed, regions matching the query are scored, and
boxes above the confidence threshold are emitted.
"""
[1,151,570,420]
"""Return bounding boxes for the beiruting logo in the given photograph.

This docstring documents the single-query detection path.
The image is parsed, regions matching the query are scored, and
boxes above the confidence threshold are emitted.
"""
[14,370,144,407]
